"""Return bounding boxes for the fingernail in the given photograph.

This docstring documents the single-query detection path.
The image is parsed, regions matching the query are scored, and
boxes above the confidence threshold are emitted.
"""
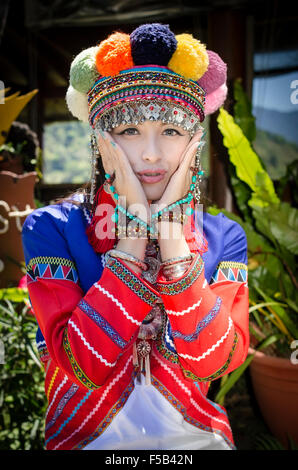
[201,130,206,139]
[110,141,116,148]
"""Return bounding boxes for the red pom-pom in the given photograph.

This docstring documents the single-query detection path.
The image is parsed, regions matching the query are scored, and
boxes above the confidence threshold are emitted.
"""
[95,32,134,76]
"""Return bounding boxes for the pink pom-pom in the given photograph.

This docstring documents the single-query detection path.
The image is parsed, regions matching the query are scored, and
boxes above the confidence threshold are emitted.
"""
[198,50,227,95]
[204,83,228,115]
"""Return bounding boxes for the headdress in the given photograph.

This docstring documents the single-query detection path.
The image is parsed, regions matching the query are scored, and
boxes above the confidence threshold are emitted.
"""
[65,23,228,255]
[66,23,227,135]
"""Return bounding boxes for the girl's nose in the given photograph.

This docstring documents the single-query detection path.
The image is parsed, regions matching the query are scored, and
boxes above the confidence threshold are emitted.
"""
[141,137,161,163]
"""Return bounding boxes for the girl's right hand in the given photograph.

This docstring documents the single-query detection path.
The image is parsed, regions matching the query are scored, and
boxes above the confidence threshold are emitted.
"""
[95,130,150,221]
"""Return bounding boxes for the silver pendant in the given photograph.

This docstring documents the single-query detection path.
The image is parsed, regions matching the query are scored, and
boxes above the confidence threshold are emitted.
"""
[142,256,161,284]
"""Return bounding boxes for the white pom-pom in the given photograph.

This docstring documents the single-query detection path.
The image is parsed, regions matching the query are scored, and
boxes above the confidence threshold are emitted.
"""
[66,85,89,122]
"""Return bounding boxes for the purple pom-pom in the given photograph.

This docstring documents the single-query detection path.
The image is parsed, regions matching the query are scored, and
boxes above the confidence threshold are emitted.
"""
[130,23,177,66]
[198,50,227,95]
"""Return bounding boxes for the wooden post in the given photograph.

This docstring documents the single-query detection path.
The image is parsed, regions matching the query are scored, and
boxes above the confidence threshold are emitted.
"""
[207,9,249,211]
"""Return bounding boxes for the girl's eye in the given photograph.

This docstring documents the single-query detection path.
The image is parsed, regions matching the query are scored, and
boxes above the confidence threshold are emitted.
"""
[119,128,139,135]
[163,128,182,136]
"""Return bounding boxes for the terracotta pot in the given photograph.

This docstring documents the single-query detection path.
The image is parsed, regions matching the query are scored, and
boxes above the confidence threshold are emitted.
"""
[248,347,298,448]
[0,171,37,287]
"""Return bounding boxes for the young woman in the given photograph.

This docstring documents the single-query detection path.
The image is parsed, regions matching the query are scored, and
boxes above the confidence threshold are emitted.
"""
[22,23,249,450]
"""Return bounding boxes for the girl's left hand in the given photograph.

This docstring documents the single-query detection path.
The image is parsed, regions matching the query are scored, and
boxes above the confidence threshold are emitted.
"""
[152,129,203,213]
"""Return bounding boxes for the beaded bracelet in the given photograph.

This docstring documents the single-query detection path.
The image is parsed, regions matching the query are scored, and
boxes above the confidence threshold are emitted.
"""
[106,248,148,271]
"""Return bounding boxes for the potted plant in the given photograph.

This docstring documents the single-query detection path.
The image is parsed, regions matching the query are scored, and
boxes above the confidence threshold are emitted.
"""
[0,89,41,288]
[209,80,298,448]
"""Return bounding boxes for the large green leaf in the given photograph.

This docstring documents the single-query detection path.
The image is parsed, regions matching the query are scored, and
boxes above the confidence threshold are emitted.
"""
[217,108,280,206]
[233,78,256,143]
[252,202,298,255]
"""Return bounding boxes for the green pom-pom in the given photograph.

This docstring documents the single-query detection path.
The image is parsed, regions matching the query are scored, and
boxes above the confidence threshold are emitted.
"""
[70,47,99,93]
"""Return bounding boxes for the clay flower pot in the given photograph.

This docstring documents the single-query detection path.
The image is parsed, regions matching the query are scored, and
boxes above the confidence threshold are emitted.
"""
[248,347,298,448]
[0,170,37,287]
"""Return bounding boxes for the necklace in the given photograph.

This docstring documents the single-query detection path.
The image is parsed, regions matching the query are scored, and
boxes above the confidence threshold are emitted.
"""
[134,240,163,384]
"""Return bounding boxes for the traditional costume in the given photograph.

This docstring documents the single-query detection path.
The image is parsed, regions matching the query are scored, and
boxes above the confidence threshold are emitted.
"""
[22,23,249,450]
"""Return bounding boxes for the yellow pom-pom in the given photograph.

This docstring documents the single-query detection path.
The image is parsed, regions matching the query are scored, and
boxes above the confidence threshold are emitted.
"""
[168,34,209,81]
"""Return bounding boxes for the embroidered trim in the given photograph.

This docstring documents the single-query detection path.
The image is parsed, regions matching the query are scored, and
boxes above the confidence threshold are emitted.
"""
[166,297,202,316]
[46,375,68,419]
[47,367,59,400]
[210,261,247,284]
[151,375,234,449]
[156,253,204,296]
[179,316,233,362]
[68,319,117,367]
[181,332,239,382]
[93,283,142,326]
[78,300,127,349]
[155,312,179,364]
[172,297,222,342]
[106,256,159,306]
[46,383,79,432]
[63,329,101,390]
[75,377,135,449]
[26,256,78,285]
[46,389,93,447]
[55,356,133,450]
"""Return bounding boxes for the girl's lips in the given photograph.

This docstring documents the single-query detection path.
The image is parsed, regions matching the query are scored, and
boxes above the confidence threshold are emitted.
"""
[137,173,166,184]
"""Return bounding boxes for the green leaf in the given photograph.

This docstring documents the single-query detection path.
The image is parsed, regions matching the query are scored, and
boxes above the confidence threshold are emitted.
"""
[0,288,29,303]
[254,286,298,339]
[217,108,279,206]
[233,78,256,143]
[215,353,256,403]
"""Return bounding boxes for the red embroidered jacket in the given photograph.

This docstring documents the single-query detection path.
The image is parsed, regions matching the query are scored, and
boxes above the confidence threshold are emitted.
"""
[22,202,249,450]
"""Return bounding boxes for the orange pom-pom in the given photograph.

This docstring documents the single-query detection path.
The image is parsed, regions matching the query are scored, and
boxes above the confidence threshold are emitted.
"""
[95,32,134,77]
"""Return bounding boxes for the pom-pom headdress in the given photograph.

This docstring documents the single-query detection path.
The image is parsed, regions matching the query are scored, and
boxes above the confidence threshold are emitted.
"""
[66,23,228,133]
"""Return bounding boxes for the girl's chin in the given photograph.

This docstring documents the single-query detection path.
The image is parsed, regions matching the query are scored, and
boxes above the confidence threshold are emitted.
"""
[142,182,165,202]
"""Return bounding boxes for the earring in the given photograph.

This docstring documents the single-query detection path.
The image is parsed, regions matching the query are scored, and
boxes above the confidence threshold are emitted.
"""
[90,133,100,206]
[190,140,205,205]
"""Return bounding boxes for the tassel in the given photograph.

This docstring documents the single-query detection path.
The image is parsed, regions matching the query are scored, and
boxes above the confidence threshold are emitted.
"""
[133,342,139,367]
[145,353,151,386]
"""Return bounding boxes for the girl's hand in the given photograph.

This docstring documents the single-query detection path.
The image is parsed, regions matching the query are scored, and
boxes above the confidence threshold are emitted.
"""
[95,130,150,220]
[153,129,204,213]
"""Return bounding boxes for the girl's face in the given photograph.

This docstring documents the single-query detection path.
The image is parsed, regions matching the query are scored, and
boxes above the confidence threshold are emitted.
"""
[110,120,192,202]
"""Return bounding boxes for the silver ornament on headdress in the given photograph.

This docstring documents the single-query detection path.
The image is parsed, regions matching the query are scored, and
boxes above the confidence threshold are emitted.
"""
[94,100,203,138]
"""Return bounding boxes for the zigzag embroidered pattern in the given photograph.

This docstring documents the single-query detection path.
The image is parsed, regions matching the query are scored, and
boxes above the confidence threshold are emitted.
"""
[93,284,142,326]
[77,300,127,349]
[181,332,238,382]
[63,329,101,390]
[68,319,118,367]
[210,261,247,284]
[152,352,232,430]
[172,297,222,341]
[26,256,78,285]
[56,356,133,450]
[179,317,233,362]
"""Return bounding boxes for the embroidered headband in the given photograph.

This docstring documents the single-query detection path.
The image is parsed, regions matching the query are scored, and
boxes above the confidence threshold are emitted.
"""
[66,23,228,133]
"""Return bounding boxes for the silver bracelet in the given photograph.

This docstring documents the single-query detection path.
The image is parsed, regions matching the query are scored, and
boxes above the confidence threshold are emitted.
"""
[161,253,195,267]
[162,260,192,280]
[106,249,148,271]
